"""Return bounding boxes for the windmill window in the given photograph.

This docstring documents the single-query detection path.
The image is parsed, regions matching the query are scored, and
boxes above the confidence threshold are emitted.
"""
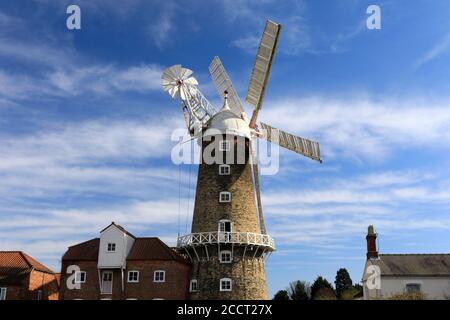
[220,278,232,291]
[127,271,139,283]
[190,279,198,292]
[75,271,86,283]
[219,250,233,263]
[154,270,165,283]
[219,191,231,203]
[219,140,230,151]
[219,164,230,175]
[107,243,116,252]
[218,220,232,232]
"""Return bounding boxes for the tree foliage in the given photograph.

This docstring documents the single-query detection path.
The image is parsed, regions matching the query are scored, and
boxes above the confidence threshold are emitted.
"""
[273,290,290,300]
[311,276,335,300]
[334,268,353,298]
[288,280,311,300]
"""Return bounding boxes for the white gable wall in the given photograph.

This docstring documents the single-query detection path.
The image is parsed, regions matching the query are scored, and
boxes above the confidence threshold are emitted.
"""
[98,225,135,269]
[377,277,450,300]
[363,262,450,300]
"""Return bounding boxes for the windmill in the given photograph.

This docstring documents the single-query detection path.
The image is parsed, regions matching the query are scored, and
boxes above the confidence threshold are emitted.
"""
[161,20,321,300]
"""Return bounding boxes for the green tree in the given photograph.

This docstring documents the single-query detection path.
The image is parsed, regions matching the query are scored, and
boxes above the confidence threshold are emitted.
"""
[288,280,310,300]
[334,268,353,299]
[273,290,290,300]
[311,276,335,300]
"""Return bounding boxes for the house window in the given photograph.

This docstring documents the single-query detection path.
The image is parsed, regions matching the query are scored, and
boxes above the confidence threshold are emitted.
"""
[405,283,421,293]
[190,280,198,292]
[127,271,139,283]
[37,290,43,300]
[219,191,231,203]
[219,140,230,151]
[0,288,6,300]
[75,271,86,283]
[219,250,233,263]
[107,243,116,252]
[219,164,230,175]
[154,270,165,283]
[220,278,232,291]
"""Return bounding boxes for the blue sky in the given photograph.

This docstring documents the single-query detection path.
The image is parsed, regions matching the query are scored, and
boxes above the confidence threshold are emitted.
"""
[1,0,450,297]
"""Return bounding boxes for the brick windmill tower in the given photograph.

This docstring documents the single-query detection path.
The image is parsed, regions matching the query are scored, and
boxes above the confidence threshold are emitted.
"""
[161,20,322,300]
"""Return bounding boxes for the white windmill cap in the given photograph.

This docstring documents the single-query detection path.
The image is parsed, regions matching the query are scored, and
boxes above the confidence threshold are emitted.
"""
[203,96,251,139]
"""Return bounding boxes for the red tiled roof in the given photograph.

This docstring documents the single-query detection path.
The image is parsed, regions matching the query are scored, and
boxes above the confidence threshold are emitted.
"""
[0,251,55,285]
[127,238,189,263]
[62,238,100,261]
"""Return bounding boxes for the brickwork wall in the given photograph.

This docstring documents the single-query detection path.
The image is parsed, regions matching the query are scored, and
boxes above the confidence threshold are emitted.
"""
[125,260,190,300]
[59,259,191,300]
[189,135,269,300]
[192,137,260,234]
[2,271,58,300]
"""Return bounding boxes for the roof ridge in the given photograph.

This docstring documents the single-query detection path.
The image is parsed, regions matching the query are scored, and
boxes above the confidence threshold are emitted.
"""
[19,251,33,270]
[68,238,99,248]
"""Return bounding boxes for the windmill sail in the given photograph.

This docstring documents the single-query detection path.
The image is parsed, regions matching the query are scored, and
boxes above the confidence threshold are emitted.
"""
[260,122,322,163]
[246,20,281,126]
[209,56,244,117]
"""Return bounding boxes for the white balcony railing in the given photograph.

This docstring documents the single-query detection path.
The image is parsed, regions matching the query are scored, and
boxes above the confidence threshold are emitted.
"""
[177,232,275,251]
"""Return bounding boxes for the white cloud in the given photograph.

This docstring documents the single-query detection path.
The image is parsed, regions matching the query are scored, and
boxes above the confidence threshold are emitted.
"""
[148,1,178,49]
[263,169,450,246]
[260,95,450,161]
[415,32,450,68]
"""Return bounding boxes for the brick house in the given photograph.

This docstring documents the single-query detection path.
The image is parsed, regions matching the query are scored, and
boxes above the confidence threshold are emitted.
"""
[59,222,191,300]
[0,251,59,300]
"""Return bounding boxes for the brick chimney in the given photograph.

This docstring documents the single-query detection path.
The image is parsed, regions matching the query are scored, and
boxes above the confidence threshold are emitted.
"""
[366,225,378,259]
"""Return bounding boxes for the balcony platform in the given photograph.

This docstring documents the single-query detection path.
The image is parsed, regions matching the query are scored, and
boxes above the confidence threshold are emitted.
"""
[177,231,275,251]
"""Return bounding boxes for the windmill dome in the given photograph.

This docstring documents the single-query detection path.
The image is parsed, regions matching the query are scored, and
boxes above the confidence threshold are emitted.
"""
[203,98,251,139]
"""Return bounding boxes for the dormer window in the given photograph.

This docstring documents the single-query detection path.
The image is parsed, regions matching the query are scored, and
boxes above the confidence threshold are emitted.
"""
[219,191,231,203]
[219,140,230,151]
[107,243,116,252]
[219,164,230,175]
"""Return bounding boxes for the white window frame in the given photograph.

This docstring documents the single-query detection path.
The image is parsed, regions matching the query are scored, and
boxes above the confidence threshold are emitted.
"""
[220,278,232,292]
[219,191,231,203]
[75,271,86,284]
[219,140,230,151]
[107,242,116,252]
[219,164,231,175]
[0,287,6,300]
[154,270,165,283]
[219,250,233,263]
[190,279,198,292]
[218,220,232,232]
[127,270,139,283]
